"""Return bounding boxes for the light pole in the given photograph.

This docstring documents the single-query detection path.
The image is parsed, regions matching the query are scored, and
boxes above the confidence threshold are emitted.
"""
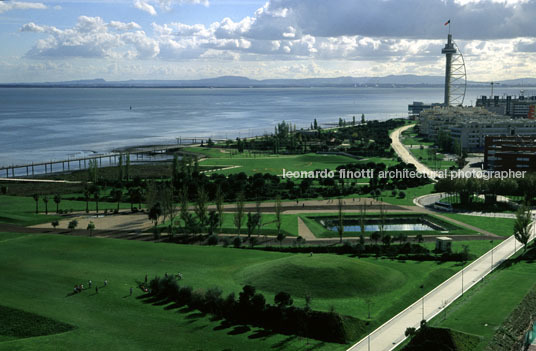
[422,298,425,321]
[490,240,494,271]
[461,268,464,296]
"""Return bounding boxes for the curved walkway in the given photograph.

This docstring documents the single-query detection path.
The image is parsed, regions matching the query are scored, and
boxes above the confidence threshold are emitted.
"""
[347,220,535,351]
[390,124,437,180]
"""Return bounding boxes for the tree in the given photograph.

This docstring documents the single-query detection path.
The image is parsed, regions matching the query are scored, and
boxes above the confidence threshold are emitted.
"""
[405,327,417,338]
[128,187,140,211]
[195,187,208,231]
[274,291,293,308]
[207,210,219,235]
[234,192,245,236]
[88,159,98,183]
[277,232,286,247]
[255,200,263,236]
[415,234,424,243]
[337,197,344,243]
[118,153,124,182]
[361,113,365,124]
[215,186,224,232]
[246,212,260,239]
[382,234,392,246]
[68,219,78,231]
[179,184,189,235]
[313,118,318,130]
[53,193,61,213]
[83,186,91,213]
[92,186,100,213]
[514,206,533,251]
[371,231,381,244]
[51,220,59,229]
[125,153,130,181]
[42,195,49,215]
[148,202,162,238]
[111,188,123,211]
[275,195,282,238]
[32,194,39,214]
[87,221,95,237]
[360,200,367,239]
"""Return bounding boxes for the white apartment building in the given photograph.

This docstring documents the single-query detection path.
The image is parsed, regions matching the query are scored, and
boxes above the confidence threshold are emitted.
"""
[418,106,536,151]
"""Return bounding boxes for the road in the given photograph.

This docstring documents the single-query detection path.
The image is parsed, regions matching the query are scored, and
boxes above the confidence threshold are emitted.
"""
[390,124,437,180]
[347,124,535,351]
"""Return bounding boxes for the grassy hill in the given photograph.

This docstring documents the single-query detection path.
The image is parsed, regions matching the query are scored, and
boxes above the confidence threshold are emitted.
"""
[0,231,464,350]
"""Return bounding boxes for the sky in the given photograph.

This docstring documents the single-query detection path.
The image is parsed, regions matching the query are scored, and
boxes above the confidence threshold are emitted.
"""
[1,0,536,82]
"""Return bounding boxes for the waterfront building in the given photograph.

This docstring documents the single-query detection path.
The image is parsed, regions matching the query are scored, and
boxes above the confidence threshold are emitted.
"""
[418,106,536,151]
[476,94,536,119]
[484,135,536,171]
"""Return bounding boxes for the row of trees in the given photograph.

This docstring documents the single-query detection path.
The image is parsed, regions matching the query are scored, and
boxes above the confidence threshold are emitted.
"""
[148,276,351,343]
[435,173,536,206]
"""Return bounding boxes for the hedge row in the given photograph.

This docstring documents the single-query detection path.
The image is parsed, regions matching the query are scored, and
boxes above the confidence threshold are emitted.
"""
[146,276,364,343]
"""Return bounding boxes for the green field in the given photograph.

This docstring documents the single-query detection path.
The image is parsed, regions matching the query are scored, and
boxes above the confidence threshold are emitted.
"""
[166,212,300,236]
[408,147,456,171]
[374,184,436,206]
[400,128,433,147]
[441,213,516,237]
[0,232,464,350]
[198,153,358,176]
[429,247,536,351]
[0,195,132,226]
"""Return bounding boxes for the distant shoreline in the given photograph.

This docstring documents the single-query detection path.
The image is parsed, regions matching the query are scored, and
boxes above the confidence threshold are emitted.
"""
[3,84,536,89]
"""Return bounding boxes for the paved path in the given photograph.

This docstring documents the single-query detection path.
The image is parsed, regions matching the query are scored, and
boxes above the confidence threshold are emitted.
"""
[390,124,437,180]
[0,178,81,184]
[297,217,316,240]
[347,221,535,351]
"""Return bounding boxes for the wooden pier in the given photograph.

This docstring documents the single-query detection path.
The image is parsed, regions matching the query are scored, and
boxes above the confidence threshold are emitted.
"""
[0,137,225,179]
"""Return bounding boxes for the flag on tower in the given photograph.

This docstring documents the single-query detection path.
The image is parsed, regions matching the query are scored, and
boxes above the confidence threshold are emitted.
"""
[444,19,450,26]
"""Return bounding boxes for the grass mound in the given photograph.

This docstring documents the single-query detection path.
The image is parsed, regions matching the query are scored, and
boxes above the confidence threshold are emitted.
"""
[0,305,74,341]
[403,327,480,351]
[236,254,405,298]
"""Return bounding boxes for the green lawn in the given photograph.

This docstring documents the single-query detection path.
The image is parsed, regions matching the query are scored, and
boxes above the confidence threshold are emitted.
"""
[378,183,435,206]
[441,213,516,237]
[0,232,464,350]
[409,148,456,171]
[165,212,300,236]
[198,153,358,176]
[0,195,132,226]
[429,249,536,351]
[400,129,433,147]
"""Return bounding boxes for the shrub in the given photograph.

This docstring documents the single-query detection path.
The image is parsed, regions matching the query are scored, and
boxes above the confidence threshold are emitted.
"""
[233,237,242,248]
[207,235,219,246]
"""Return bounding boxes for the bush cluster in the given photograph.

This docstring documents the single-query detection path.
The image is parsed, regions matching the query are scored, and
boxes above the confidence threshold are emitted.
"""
[147,277,352,343]
[256,242,471,262]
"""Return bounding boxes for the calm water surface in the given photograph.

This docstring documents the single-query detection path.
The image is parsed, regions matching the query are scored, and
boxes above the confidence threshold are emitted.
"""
[0,86,530,166]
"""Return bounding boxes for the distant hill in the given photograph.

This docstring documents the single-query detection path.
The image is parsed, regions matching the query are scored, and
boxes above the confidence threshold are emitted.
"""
[2,75,535,88]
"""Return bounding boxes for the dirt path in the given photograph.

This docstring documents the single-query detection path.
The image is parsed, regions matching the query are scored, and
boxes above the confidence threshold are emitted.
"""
[297,217,316,240]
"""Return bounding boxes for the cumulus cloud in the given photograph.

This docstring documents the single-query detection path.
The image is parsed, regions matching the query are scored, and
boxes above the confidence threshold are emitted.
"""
[21,16,155,59]
[262,0,536,40]
[134,0,209,15]
[134,0,156,16]
[16,0,536,81]
[0,1,46,13]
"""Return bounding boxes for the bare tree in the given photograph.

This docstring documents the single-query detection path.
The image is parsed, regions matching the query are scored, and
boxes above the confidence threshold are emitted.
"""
[337,197,344,243]
[234,192,245,236]
[274,195,283,238]
[215,185,224,233]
